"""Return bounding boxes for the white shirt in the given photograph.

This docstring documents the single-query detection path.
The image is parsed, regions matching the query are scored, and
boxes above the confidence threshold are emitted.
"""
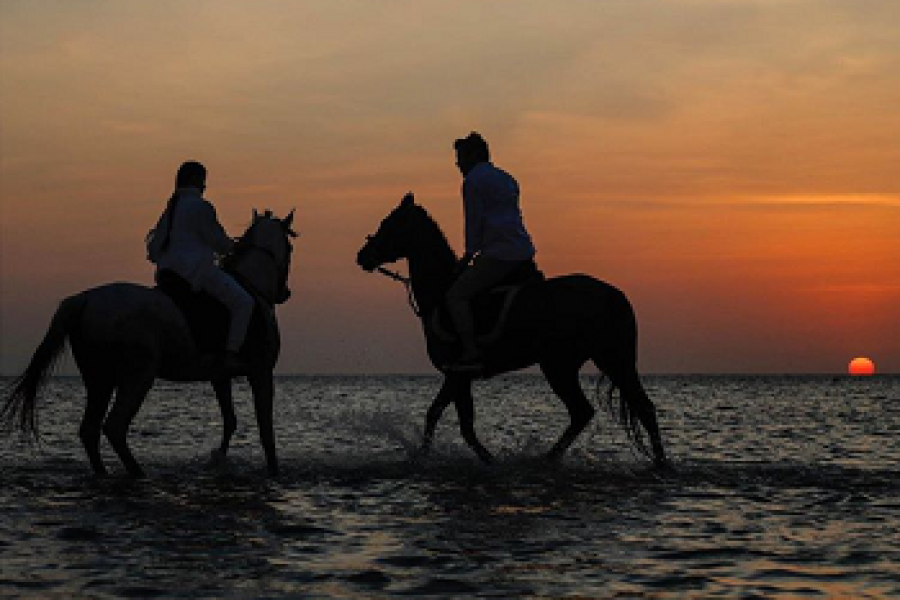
[154,187,234,288]
[462,162,535,261]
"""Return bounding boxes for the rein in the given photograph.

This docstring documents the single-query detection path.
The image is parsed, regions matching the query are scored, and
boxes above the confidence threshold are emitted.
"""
[375,266,420,317]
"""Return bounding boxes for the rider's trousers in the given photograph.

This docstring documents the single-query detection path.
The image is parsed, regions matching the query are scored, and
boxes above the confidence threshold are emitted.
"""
[199,268,254,353]
[446,256,523,353]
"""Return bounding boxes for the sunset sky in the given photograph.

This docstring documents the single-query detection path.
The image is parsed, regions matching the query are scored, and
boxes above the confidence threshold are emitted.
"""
[1,1,898,375]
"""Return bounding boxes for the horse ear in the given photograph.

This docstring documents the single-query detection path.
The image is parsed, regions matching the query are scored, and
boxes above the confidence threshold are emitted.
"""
[401,192,414,207]
[253,208,259,220]
[283,208,298,237]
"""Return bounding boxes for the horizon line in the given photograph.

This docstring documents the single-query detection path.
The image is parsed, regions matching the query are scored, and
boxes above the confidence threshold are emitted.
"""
[1,372,895,379]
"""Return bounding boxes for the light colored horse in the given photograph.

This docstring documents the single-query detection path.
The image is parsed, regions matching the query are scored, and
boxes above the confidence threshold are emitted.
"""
[1,210,297,478]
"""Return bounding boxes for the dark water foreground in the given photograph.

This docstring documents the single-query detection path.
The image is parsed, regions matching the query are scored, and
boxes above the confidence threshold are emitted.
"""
[1,375,898,598]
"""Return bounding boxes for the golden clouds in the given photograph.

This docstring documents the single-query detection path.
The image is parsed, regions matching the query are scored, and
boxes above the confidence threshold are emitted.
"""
[1,1,898,373]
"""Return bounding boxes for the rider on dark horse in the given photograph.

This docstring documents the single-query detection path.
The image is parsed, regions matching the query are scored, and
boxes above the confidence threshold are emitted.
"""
[146,161,251,371]
[446,132,536,372]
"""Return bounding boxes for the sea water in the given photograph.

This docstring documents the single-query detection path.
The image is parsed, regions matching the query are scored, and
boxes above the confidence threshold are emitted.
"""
[1,374,898,598]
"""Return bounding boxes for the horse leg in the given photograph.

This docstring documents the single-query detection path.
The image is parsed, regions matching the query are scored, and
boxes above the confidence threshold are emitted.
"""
[604,363,669,468]
[211,377,236,460]
[248,371,279,477]
[453,380,494,465]
[540,363,596,462]
[103,374,154,478]
[420,376,457,457]
[79,377,114,477]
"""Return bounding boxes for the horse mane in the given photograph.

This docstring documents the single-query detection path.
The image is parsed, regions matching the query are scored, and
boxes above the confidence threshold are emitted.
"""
[410,204,458,268]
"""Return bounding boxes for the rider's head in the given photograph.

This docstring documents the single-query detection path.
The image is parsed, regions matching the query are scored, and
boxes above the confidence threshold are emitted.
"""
[176,161,207,191]
[454,132,490,177]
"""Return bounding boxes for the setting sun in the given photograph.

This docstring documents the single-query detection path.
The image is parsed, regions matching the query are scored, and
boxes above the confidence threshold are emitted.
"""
[848,357,876,376]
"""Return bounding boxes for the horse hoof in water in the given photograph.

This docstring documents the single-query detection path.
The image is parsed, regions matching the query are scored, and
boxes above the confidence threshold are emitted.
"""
[409,445,430,466]
[476,451,496,466]
[542,450,564,464]
[652,458,676,476]
[206,449,229,470]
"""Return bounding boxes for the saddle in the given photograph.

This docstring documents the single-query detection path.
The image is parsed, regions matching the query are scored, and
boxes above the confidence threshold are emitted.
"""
[431,260,545,344]
[155,269,250,356]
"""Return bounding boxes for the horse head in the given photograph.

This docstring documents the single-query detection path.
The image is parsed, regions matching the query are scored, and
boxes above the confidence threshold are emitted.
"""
[357,192,420,272]
[228,209,298,305]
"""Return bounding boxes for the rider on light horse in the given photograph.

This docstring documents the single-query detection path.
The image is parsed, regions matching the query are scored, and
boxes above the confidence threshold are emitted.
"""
[147,161,252,371]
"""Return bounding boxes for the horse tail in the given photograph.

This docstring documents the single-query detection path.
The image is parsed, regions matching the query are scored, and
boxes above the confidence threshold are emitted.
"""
[594,374,653,461]
[592,285,655,461]
[1,293,86,441]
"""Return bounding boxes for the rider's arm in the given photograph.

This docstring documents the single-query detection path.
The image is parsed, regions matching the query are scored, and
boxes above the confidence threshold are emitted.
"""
[462,178,484,257]
[198,201,235,256]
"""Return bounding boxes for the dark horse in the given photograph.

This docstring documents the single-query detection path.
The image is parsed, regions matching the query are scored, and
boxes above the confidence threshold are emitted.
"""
[1,210,297,477]
[357,194,669,467]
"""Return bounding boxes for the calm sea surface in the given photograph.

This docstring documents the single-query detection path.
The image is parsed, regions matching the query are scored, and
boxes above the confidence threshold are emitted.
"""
[1,374,898,598]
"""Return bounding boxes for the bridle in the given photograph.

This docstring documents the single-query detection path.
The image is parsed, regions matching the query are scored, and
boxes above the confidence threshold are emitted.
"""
[365,234,420,317]
[375,265,420,317]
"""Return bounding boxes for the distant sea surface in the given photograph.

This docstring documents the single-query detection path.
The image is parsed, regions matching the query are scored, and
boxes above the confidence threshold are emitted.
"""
[1,374,898,598]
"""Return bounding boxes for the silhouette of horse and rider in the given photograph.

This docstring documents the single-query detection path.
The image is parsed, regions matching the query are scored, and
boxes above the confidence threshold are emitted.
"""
[2,161,296,477]
[2,133,670,477]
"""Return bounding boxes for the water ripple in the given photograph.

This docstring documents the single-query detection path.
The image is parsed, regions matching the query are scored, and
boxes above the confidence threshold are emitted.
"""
[1,375,898,598]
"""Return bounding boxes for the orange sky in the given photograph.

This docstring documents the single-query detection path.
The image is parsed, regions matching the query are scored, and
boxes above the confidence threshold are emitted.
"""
[1,1,898,374]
